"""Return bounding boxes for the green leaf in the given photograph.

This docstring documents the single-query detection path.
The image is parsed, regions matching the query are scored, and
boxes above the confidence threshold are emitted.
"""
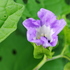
[64,45,70,58]
[16,0,70,20]
[64,62,70,70]
[63,23,70,57]
[0,19,41,70]
[0,0,24,42]
[40,59,64,70]
[33,43,54,59]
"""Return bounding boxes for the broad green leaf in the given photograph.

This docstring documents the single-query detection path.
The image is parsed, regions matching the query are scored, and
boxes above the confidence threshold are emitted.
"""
[40,59,64,70]
[0,29,41,70]
[0,0,24,42]
[16,0,70,19]
[33,43,54,59]
[64,62,70,70]
[0,19,41,70]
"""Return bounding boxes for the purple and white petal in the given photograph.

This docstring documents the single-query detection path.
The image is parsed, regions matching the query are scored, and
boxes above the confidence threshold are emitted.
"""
[52,19,66,35]
[27,28,43,45]
[37,8,56,26]
[41,14,56,26]
[40,37,51,48]
[22,18,40,30]
[27,28,36,41]
[32,39,43,46]
[37,8,48,19]
[50,35,58,46]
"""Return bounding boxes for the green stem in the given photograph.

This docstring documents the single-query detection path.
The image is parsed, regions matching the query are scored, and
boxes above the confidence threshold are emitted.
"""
[62,56,70,61]
[33,55,62,70]
[61,44,68,55]
[47,55,62,61]
[33,44,69,70]
[33,55,47,70]
[33,54,70,70]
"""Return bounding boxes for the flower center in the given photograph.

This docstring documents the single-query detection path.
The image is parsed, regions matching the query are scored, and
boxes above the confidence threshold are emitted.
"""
[36,25,54,42]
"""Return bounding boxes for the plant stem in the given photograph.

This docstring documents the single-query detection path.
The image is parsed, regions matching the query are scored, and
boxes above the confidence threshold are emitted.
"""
[62,56,70,61]
[33,54,70,70]
[33,44,70,70]
[33,55,47,70]
[47,55,62,61]
[61,44,68,55]
[33,55,62,70]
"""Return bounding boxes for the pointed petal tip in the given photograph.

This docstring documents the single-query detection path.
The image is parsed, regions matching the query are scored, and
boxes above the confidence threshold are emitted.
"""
[61,19,67,25]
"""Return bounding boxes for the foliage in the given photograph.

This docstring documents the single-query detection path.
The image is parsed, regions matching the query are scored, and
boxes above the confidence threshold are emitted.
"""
[0,0,70,70]
[0,0,24,42]
[64,62,70,70]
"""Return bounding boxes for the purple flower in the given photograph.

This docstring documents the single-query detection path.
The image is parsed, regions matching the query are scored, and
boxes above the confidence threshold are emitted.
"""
[22,8,66,48]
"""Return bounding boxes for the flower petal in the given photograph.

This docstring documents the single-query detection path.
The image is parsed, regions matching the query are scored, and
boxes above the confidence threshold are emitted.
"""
[32,39,43,45]
[37,8,56,26]
[52,19,66,35]
[27,28,43,45]
[32,37,51,47]
[42,14,56,26]
[22,18,40,30]
[37,8,47,19]
[50,35,58,46]
[27,28,36,41]
[40,37,51,48]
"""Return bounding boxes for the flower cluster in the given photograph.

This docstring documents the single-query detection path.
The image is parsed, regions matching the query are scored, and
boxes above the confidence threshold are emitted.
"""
[23,8,66,48]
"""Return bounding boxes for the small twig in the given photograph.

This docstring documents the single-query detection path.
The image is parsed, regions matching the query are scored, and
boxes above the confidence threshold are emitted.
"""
[33,55,62,70]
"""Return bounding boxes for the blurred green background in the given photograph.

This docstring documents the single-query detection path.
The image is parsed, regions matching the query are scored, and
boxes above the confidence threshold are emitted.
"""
[0,0,70,70]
